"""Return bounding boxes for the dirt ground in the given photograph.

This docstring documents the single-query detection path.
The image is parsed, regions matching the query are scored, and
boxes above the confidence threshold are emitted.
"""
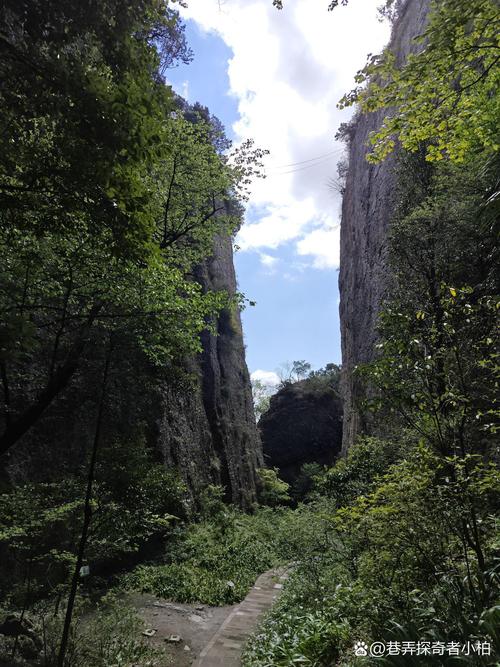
[129,592,237,667]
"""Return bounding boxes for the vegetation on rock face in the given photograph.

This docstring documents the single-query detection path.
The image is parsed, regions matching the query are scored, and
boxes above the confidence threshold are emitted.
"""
[360,149,499,453]
[243,1,499,658]
[1,0,499,665]
[246,226,499,661]
[339,0,500,162]
[242,150,499,665]
[0,0,267,459]
[0,1,264,663]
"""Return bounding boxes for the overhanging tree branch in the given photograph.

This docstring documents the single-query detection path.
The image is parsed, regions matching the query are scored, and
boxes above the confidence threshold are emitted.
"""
[0,302,102,457]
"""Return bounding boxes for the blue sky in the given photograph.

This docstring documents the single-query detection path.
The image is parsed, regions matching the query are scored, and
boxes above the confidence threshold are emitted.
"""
[168,22,239,139]
[166,2,390,388]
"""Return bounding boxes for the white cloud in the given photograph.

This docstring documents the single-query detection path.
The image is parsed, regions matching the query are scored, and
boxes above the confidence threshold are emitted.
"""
[179,0,390,270]
[296,225,340,269]
[251,369,280,390]
[238,199,315,251]
[259,252,279,270]
[181,80,190,100]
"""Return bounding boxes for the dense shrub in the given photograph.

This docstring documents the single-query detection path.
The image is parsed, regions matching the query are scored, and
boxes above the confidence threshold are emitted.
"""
[257,468,291,507]
[123,496,331,606]
[0,437,188,606]
[0,593,164,667]
[243,442,500,666]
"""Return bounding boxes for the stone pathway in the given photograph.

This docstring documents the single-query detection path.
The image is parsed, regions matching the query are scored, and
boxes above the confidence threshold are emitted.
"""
[192,568,287,667]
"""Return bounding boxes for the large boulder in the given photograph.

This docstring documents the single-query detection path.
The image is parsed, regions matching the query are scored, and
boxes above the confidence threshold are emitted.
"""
[259,374,342,483]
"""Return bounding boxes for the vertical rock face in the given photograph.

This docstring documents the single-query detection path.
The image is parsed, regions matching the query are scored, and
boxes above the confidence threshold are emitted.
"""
[153,233,263,509]
[200,236,264,507]
[6,233,262,509]
[339,0,430,453]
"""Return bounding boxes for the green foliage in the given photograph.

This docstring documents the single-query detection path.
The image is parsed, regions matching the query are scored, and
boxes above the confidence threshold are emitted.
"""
[123,506,295,605]
[0,0,268,456]
[91,435,189,556]
[0,0,189,255]
[0,217,230,365]
[251,378,272,422]
[307,362,341,386]
[334,447,499,634]
[290,462,324,502]
[123,501,335,608]
[0,0,270,657]
[0,436,187,605]
[358,151,499,456]
[317,435,406,507]
[0,105,245,454]
[257,468,291,507]
[244,146,499,665]
[275,361,340,394]
[291,360,312,381]
[197,484,227,519]
[0,593,164,667]
[0,481,83,605]
[245,445,500,666]
[242,494,354,666]
[339,0,500,162]
[243,591,350,667]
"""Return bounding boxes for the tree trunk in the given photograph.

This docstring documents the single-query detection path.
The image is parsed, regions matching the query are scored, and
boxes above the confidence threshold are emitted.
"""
[56,338,112,667]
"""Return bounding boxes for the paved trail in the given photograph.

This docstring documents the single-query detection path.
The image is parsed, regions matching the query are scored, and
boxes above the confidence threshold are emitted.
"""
[193,568,287,667]
[135,568,287,666]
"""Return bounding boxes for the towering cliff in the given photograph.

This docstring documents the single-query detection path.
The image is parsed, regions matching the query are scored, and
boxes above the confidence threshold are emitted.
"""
[157,234,263,508]
[338,0,430,453]
[5,233,262,509]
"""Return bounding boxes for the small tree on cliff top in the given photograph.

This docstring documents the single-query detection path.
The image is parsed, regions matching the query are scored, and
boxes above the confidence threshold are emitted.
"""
[338,0,500,163]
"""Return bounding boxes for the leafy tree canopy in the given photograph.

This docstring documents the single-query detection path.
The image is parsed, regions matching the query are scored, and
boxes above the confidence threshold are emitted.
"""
[339,0,500,162]
[0,0,191,258]
[0,1,267,456]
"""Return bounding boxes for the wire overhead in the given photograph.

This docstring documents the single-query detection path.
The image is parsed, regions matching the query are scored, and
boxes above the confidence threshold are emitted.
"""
[269,149,341,170]
[263,148,342,177]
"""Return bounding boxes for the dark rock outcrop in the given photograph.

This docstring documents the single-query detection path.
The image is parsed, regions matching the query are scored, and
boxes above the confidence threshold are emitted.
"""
[259,378,342,483]
[339,0,430,453]
[156,234,263,508]
[5,234,262,509]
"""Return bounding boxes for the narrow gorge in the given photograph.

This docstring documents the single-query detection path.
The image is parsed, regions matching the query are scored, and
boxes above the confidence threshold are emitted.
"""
[1,0,498,665]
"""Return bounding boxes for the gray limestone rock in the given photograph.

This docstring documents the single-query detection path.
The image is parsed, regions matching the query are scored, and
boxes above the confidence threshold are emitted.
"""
[339,0,430,453]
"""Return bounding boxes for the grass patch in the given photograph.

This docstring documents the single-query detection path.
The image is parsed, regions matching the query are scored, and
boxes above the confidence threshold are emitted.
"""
[123,503,316,606]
